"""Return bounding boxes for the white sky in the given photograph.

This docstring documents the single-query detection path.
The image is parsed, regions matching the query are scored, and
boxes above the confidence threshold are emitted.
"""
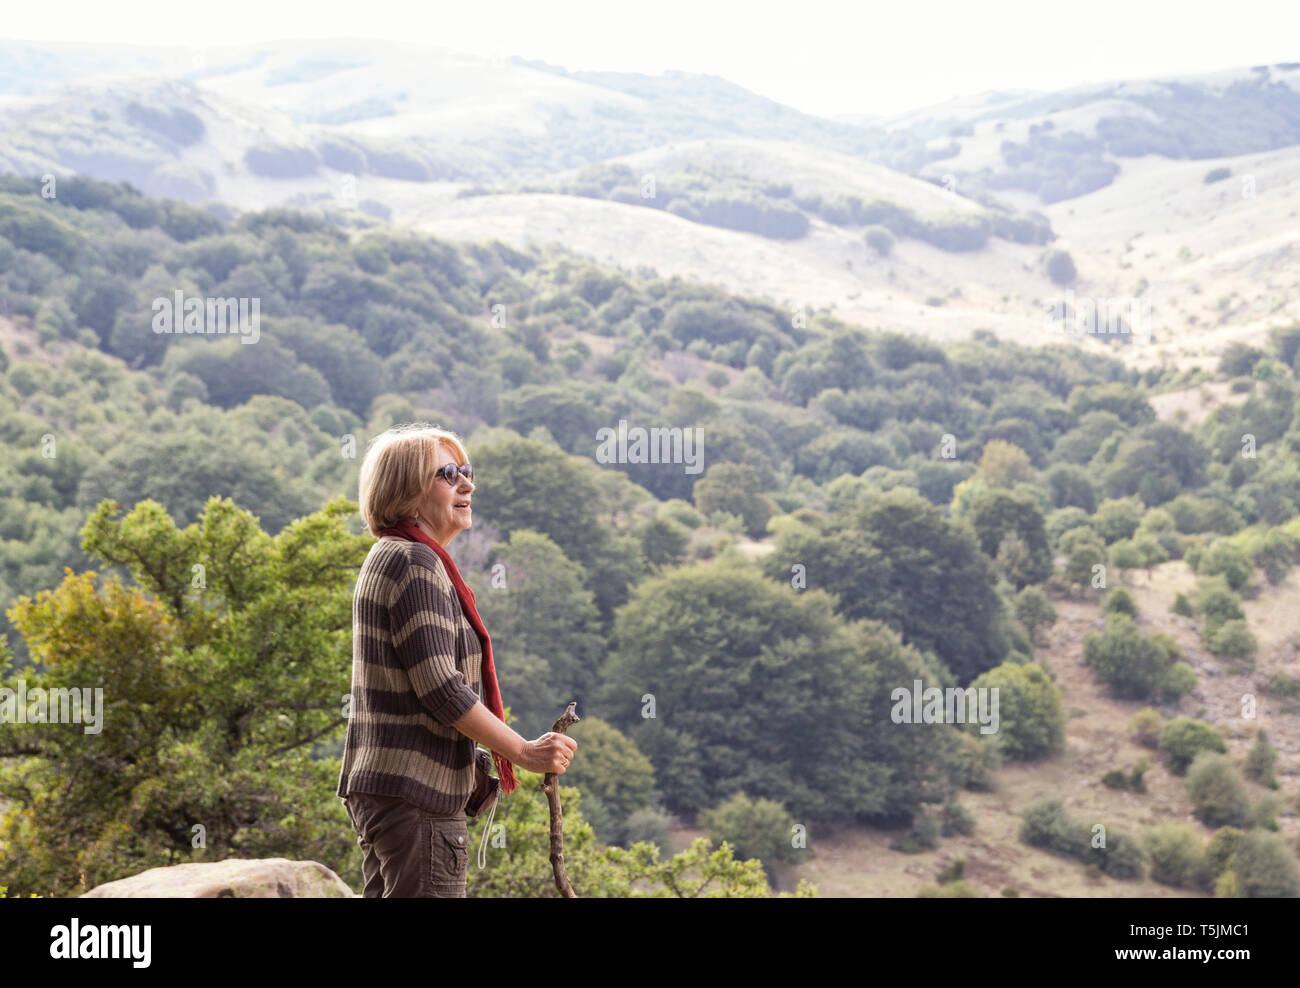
[4,0,1298,117]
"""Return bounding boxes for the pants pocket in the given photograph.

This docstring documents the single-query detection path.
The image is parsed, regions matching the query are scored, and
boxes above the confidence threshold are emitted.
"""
[428,816,468,896]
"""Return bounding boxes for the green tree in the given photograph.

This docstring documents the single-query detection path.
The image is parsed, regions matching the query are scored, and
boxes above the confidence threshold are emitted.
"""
[0,496,371,896]
[499,384,605,455]
[1231,831,1300,898]
[700,791,804,882]
[693,463,774,539]
[1159,718,1227,774]
[1185,752,1250,828]
[1013,586,1057,644]
[1092,497,1144,544]
[1198,540,1253,591]
[1102,586,1137,617]
[560,716,656,845]
[1243,730,1278,788]
[976,440,1036,488]
[470,436,645,621]
[639,516,689,569]
[1143,823,1206,888]
[1207,619,1258,662]
[965,489,1053,588]
[1045,463,1097,512]
[1082,615,1177,700]
[600,564,961,824]
[1196,576,1245,638]
[1205,827,1245,879]
[1108,539,1143,581]
[969,662,1064,760]
[472,529,604,735]
[763,488,1006,682]
[1064,539,1106,593]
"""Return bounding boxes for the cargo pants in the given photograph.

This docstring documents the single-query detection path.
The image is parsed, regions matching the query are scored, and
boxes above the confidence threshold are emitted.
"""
[344,793,469,898]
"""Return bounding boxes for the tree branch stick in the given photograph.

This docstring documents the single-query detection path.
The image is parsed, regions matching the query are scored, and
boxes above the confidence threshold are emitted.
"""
[543,700,580,898]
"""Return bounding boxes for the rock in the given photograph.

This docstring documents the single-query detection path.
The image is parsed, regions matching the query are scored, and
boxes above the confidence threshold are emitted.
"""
[81,858,355,898]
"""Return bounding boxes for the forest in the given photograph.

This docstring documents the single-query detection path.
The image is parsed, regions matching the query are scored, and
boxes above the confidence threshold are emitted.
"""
[2,174,1299,897]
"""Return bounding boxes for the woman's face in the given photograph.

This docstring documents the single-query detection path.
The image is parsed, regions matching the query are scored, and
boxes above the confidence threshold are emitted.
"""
[414,444,475,545]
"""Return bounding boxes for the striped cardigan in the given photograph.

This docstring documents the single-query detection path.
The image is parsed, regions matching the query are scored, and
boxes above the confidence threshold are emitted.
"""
[336,536,484,814]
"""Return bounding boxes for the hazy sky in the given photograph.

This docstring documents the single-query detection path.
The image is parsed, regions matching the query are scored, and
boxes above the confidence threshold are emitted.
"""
[6,0,1298,117]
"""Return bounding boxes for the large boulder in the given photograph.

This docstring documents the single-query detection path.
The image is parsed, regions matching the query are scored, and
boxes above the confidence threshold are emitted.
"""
[81,858,355,898]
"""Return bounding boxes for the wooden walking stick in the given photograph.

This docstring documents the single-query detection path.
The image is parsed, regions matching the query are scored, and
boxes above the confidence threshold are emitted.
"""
[543,700,580,898]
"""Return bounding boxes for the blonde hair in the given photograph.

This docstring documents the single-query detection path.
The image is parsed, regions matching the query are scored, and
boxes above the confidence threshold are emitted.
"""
[357,424,470,536]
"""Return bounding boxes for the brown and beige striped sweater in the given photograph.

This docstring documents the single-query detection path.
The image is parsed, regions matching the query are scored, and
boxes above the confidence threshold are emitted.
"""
[336,536,484,814]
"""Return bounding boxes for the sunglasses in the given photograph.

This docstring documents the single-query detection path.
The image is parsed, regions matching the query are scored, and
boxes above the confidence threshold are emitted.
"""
[436,462,474,485]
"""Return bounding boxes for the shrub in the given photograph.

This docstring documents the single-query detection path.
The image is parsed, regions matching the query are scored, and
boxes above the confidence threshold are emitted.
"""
[1134,535,1169,571]
[1185,752,1250,827]
[1092,497,1143,543]
[914,213,990,251]
[1265,675,1300,700]
[243,143,322,178]
[1171,591,1195,617]
[918,879,978,897]
[1207,619,1257,662]
[1019,799,1082,857]
[1043,248,1077,286]
[1196,576,1244,636]
[1198,540,1252,590]
[1243,730,1278,788]
[563,716,656,825]
[1131,707,1162,748]
[1085,825,1146,878]
[1205,827,1245,878]
[955,732,1002,792]
[659,498,706,530]
[1215,870,1242,898]
[1248,794,1280,831]
[1083,615,1175,700]
[1218,342,1263,377]
[1064,540,1106,591]
[892,811,940,853]
[969,662,1065,760]
[1159,718,1227,774]
[1013,586,1057,643]
[1143,823,1206,888]
[941,800,976,837]
[1102,587,1137,616]
[1129,757,1151,792]
[937,858,965,884]
[620,806,676,851]
[863,225,895,256]
[1232,831,1300,897]
[1160,662,1197,702]
[699,792,801,878]
[1102,769,1128,789]
[1108,540,1143,578]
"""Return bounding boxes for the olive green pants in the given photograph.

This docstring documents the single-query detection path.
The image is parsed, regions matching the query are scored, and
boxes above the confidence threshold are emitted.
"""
[344,793,469,898]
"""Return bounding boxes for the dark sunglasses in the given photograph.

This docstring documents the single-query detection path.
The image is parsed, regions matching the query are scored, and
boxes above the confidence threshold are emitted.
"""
[436,462,474,485]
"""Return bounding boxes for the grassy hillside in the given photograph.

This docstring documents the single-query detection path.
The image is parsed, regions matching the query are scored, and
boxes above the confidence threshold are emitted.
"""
[782,554,1300,897]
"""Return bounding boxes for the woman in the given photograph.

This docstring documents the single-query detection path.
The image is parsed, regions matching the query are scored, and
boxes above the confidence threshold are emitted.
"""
[337,423,577,897]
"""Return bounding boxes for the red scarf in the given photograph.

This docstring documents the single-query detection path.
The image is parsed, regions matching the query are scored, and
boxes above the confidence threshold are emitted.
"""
[378,519,517,794]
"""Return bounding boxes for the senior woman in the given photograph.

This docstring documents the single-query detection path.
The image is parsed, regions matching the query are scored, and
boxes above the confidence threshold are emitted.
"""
[337,423,577,897]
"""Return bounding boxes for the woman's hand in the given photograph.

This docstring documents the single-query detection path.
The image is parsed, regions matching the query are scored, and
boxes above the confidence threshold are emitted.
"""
[517,732,578,774]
